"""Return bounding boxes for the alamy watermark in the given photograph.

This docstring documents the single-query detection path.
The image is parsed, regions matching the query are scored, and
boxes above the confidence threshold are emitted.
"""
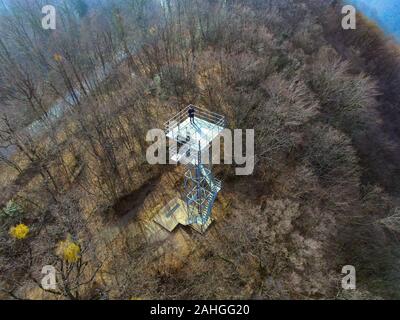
[341,265,356,290]
[41,265,57,290]
[41,5,56,30]
[342,5,357,30]
[146,126,255,176]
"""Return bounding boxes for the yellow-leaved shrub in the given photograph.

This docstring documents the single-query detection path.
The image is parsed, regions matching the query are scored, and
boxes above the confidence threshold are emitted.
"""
[9,224,29,240]
[57,236,81,263]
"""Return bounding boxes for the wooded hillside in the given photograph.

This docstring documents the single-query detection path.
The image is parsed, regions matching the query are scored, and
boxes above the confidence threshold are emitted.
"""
[1,0,400,299]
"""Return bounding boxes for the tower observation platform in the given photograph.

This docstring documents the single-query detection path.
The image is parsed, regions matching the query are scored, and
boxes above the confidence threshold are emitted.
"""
[155,105,225,233]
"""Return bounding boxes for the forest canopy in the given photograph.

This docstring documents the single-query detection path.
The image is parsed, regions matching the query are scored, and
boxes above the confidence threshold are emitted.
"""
[1,0,400,300]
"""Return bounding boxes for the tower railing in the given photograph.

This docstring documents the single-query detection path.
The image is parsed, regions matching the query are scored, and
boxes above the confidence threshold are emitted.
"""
[164,105,225,134]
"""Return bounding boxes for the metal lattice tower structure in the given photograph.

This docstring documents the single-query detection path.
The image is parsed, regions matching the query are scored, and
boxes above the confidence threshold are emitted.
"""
[165,105,225,231]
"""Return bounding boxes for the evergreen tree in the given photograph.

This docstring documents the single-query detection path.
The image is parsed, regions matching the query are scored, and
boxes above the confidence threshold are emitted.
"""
[73,0,88,18]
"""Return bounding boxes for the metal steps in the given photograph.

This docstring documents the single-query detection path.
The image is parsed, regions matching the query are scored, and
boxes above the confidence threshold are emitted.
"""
[185,163,221,225]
